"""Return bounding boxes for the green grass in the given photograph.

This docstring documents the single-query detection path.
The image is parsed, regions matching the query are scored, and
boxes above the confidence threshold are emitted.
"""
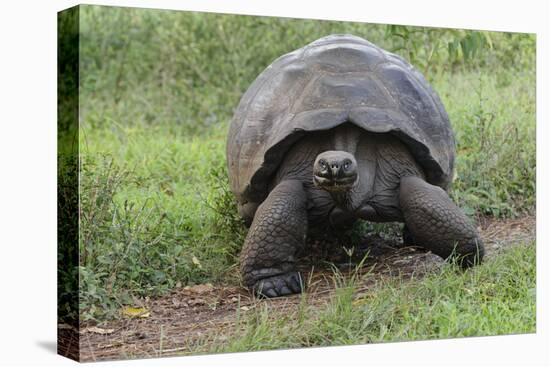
[66,5,536,325]
[208,243,535,353]
[78,128,245,319]
[437,70,536,216]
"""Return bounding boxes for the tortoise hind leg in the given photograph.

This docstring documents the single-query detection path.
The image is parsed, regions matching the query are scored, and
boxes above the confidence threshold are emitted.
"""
[399,176,484,267]
[240,180,307,297]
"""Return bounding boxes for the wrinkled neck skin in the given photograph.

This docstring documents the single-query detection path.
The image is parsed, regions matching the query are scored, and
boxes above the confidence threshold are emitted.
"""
[326,173,369,212]
[329,189,358,211]
[322,124,368,212]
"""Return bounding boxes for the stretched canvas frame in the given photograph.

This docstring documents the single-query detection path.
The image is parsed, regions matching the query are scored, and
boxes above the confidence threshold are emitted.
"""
[57,4,536,362]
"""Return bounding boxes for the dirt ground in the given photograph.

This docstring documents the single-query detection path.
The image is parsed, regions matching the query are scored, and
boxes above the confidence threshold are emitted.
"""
[59,215,535,362]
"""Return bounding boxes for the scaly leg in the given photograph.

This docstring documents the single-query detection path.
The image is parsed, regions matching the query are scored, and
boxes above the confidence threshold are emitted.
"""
[240,180,307,297]
[399,176,484,267]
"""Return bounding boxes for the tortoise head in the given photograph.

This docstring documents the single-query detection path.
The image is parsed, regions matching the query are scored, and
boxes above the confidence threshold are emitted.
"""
[313,151,358,192]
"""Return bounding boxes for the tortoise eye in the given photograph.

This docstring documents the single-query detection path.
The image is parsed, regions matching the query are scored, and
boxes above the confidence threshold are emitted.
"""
[344,160,351,169]
[319,160,327,169]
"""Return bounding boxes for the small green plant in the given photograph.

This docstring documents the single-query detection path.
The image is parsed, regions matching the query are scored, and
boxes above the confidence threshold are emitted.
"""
[385,25,493,77]
[384,25,534,77]
[204,161,246,253]
[58,155,79,324]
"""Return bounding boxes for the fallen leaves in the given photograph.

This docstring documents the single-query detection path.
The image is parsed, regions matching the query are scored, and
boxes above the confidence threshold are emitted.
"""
[58,323,75,330]
[121,306,150,318]
[178,284,215,308]
[188,298,206,306]
[81,326,115,335]
[169,283,251,312]
[183,283,213,294]
[171,297,189,308]
[59,324,116,335]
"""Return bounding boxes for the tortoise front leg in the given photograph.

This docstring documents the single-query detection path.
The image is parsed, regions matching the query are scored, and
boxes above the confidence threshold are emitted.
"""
[240,180,307,297]
[399,176,484,267]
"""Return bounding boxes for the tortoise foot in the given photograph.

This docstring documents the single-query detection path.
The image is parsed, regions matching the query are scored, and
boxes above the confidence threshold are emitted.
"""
[253,272,303,298]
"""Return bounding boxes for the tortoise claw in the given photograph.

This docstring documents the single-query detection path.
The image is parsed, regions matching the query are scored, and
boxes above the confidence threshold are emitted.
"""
[253,272,303,298]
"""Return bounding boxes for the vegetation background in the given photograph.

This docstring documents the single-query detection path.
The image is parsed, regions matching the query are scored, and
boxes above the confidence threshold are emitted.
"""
[58,5,535,340]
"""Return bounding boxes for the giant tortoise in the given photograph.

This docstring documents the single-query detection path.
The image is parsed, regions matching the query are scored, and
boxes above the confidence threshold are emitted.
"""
[226,34,484,298]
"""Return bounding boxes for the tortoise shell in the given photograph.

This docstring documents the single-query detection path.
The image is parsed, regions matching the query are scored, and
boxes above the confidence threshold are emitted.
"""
[227,34,455,205]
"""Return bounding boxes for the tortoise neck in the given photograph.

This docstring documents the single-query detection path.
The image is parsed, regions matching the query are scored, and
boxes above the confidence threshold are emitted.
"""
[327,184,363,212]
[332,123,361,154]
[330,191,354,210]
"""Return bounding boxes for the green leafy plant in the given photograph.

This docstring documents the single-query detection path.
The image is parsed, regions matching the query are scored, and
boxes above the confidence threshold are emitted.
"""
[385,25,494,77]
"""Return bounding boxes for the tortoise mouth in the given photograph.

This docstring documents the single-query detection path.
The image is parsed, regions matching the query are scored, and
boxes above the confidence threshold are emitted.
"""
[313,174,358,192]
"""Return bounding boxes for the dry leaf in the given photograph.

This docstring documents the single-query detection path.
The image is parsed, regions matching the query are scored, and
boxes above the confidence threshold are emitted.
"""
[121,306,150,318]
[58,323,75,330]
[188,298,206,306]
[184,283,213,294]
[81,326,115,335]
[98,342,123,349]
[240,306,250,311]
